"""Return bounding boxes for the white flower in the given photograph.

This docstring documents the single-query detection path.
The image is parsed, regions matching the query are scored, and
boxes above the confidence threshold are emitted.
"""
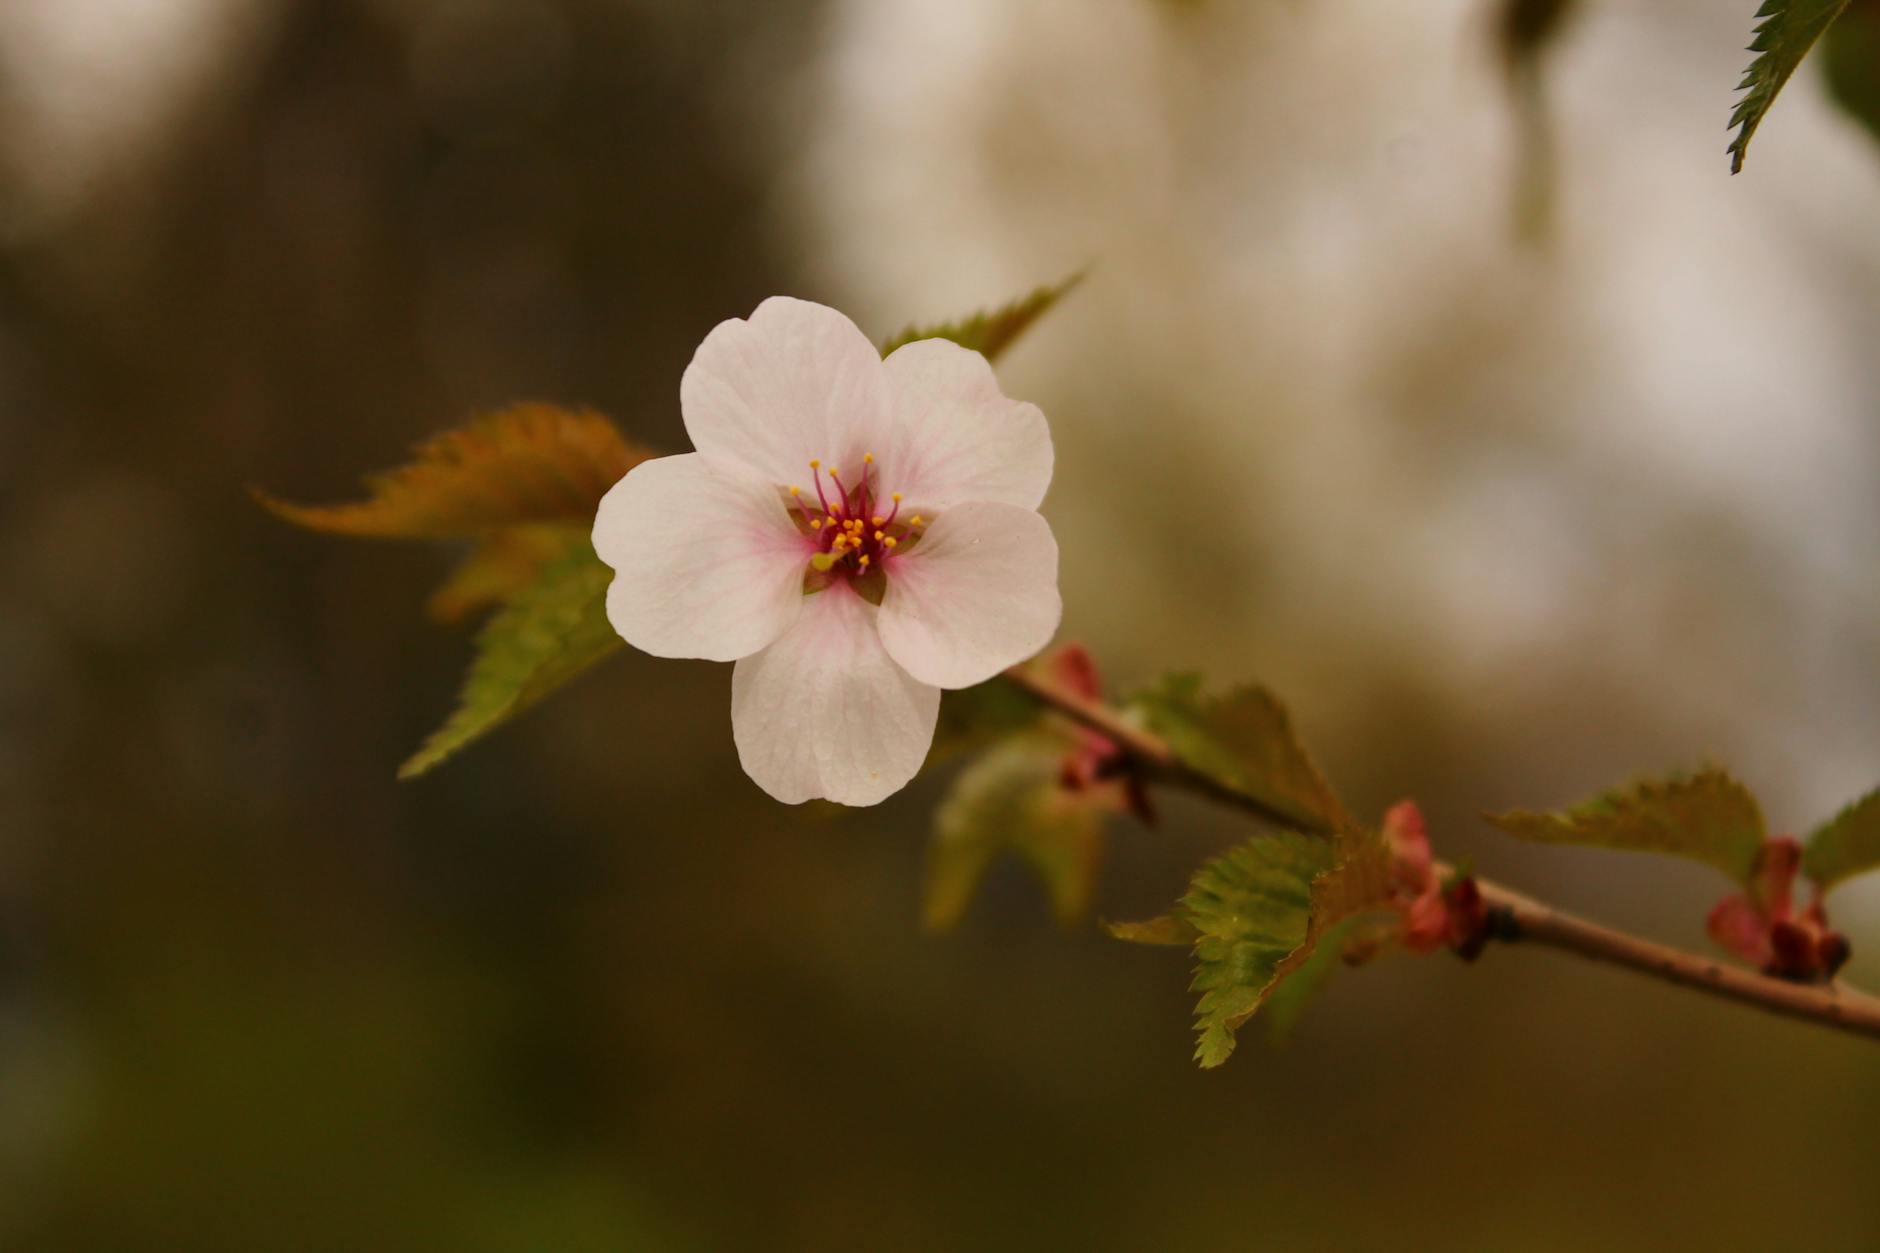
[592,297,1062,806]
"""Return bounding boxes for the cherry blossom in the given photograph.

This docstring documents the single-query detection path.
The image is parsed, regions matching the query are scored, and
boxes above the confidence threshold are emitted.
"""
[592,297,1061,805]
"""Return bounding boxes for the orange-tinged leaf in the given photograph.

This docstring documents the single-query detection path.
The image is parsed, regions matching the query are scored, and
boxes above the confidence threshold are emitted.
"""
[258,404,648,539]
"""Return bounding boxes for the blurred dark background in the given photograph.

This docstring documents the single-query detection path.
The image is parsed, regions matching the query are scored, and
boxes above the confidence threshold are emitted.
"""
[3,1,1879,1249]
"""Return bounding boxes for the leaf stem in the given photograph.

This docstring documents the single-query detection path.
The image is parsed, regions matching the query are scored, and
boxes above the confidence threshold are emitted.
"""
[1000,664,1880,1043]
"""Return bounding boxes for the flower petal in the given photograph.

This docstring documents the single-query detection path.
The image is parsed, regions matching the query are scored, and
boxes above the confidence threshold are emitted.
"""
[681,297,892,487]
[592,453,807,662]
[731,588,940,805]
[877,338,1053,511]
[877,501,1061,689]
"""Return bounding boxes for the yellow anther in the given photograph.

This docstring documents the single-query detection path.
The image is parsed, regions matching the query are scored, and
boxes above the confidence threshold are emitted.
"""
[884,537,898,549]
[788,485,801,496]
[873,530,884,540]
[859,554,871,567]
[910,515,925,526]
[871,515,884,526]
[863,452,875,464]
[809,459,821,470]
[890,492,902,503]
[828,466,841,479]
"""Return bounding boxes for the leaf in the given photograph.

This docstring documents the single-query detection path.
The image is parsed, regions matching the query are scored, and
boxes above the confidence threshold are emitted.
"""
[1129,674,1351,836]
[929,678,1047,764]
[1179,831,1336,1067]
[924,736,1106,930]
[1802,786,1880,890]
[1259,910,1398,1042]
[1728,0,1853,174]
[400,538,622,779]
[1822,1,1880,153]
[1105,914,1199,946]
[257,404,647,538]
[879,273,1084,363]
[426,524,590,625]
[1484,768,1767,886]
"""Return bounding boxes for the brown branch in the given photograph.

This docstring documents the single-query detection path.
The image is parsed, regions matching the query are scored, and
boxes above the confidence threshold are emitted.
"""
[1001,664,1880,1044]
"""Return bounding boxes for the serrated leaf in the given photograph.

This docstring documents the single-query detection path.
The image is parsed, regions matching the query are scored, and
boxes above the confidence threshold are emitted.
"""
[924,736,1105,930]
[1180,831,1335,1067]
[1259,909,1398,1042]
[426,524,589,625]
[1484,768,1767,886]
[1802,786,1880,889]
[257,404,647,538]
[879,273,1084,363]
[400,538,622,778]
[1129,674,1351,836]
[1728,0,1853,174]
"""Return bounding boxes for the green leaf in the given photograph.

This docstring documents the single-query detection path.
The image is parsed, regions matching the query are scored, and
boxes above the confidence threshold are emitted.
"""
[1129,674,1351,836]
[924,736,1105,930]
[1802,786,1880,890]
[1259,910,1398,1042]
[929,678,1046,764]
[1822,2,1880,153]
[879,273,1084,363]
[1484,768,1767,886]
[426,524,589,625]
[1728,0,1853,174]
[257,404,647,538]
[400,538,622,779]
[1179,831,1336,1067]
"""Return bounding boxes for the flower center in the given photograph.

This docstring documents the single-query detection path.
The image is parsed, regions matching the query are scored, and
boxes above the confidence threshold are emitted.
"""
[785,453,927,598]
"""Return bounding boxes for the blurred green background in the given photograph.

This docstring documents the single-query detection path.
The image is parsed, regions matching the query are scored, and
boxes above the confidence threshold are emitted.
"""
[4,1,1880,1249]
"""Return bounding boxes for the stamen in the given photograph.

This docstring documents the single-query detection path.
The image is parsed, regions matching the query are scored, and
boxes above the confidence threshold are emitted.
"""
[884,537,898,549]
[873,530,884,541]
[909,515,925,527]
[871,516,884,526]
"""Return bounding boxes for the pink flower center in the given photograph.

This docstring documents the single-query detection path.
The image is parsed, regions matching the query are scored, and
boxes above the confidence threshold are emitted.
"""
[786,453,926,589]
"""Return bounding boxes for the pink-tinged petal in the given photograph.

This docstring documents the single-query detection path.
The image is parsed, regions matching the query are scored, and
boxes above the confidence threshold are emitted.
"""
[1706,894,1773,967]
[877,501,1060,689]
[681,297,892,487]
[1383,800,1433,894]
[877,339,1053,511]
[730,587,940,805]
[593,453,807,662]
